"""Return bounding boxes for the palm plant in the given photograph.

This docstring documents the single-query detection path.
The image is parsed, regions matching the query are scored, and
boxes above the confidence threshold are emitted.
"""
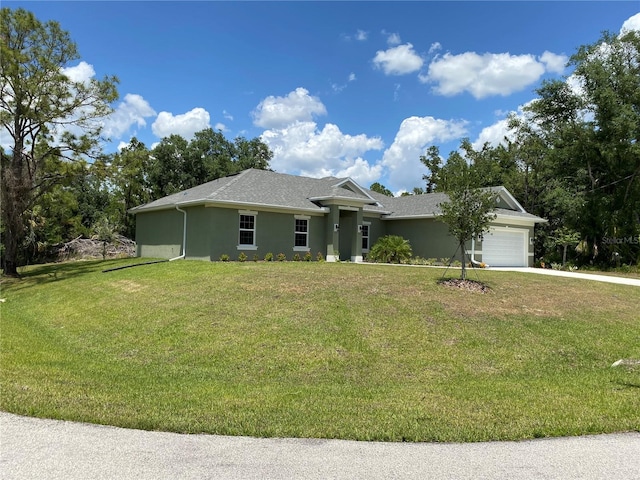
[368,235,413,264]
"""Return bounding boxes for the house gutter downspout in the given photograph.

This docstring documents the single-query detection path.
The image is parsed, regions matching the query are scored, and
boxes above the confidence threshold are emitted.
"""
[169,205,187,261]
[470,238,483,267]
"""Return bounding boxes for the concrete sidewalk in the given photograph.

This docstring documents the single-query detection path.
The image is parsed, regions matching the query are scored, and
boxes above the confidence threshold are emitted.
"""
[488,267,640,286]
[1,412,639,480]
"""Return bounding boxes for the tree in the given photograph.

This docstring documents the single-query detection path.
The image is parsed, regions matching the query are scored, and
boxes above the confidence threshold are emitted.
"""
[369,182,393,197]
[553,227,581,267]
[519,30,640,265]
[110,138,150,239]
[436,148,497,280]
[1,8,118,275]
[420,145,442,193]
[147,129,273,200]
[91,216,117,261]
[233,136,272,171]
[148,135,190,198]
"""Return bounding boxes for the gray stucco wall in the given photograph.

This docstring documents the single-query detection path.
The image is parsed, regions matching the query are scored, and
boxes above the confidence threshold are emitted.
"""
[135,206,537,265]
[135,206,327,261]
[383,218,467,261]
[135,209,184,258]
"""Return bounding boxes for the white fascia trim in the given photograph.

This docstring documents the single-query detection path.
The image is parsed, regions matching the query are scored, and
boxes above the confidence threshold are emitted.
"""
[493,215,538,227]
[205,200,328,215]
[494,187,526,213]
[128,204,177,214]
[382,214,438,220]
[332,178,378,202]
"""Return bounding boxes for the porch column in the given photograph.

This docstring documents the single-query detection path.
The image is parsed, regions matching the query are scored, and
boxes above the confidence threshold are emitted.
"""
[325,204,340,262]
[351,208,364,263]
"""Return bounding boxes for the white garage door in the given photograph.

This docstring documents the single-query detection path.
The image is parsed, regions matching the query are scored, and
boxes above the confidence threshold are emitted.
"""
[482,228,527,267]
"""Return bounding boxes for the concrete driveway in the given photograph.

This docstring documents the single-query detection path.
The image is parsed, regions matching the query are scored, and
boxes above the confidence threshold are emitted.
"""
[2,412,639,480]
[488,267,640,286]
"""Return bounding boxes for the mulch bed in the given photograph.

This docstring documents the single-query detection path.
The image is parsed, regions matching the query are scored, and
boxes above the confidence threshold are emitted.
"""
[439,278,491,293]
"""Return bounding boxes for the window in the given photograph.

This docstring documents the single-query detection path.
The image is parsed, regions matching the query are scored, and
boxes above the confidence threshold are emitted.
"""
[294,216,309,250]
[238,212,257,248]
[361,223,370,251]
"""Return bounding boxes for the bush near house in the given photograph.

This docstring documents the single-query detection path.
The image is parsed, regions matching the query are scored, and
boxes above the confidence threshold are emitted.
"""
[367,235,413,264]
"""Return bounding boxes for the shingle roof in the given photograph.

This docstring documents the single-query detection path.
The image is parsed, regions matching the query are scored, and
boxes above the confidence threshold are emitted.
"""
[130,169,545,223]
[130,169,378,214]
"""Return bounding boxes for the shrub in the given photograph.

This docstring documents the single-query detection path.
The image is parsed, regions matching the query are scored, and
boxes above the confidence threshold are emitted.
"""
[304,251,312,262]
[238,252,247,262]
[264,252,273,262]
[367,235,413,264]
[277,253,287,262]
[316,251,325,262]
[293,253,301,262]
[219,254,230,262]
[253,254,259,262]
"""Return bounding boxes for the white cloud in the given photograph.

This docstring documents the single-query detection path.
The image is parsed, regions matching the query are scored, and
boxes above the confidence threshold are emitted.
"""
[539,51,568,74]
[471,100,539,150]
[214,122,227,132]
[103,93,156,139]
[472,118,513,150]
[621,13,640,33]
[348,72,356,82]
[428,42,442,55]
[373,43,424,76]
[423,51,565,99]
[336,158,383,186]
[61,61,95,84]
[356,29,368,41]
[386,32,402,46]
[151,107,210,140]
[223,110,234,121]
[381,116,468,190]
[260,121,384,180]
[252,87,327,129]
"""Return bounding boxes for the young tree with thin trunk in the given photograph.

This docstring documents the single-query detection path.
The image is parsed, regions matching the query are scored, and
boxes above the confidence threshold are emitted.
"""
[1,8,118,276]
[437,149,497,280]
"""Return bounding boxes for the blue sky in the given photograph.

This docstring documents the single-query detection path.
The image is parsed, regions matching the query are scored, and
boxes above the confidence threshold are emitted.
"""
[5,1,640,193]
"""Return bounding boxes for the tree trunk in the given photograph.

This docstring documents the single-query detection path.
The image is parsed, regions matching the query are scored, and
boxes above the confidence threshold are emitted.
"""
[1,151,30,277]
[460,241,467,280]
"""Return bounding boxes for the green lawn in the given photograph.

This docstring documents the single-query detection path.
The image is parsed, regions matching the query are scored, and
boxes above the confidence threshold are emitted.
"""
[1,259,638,442]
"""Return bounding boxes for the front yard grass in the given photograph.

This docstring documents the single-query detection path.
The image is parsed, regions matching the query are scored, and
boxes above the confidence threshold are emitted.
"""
[1,259,638,442]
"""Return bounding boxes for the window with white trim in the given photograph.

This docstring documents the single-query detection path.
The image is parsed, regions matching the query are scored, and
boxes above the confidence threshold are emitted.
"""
[238,212,257,248]
[294,216,309,250]
[361,223,370,251]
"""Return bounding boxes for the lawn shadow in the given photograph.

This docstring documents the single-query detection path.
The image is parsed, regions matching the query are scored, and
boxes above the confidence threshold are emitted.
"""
[2,258,138,291]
